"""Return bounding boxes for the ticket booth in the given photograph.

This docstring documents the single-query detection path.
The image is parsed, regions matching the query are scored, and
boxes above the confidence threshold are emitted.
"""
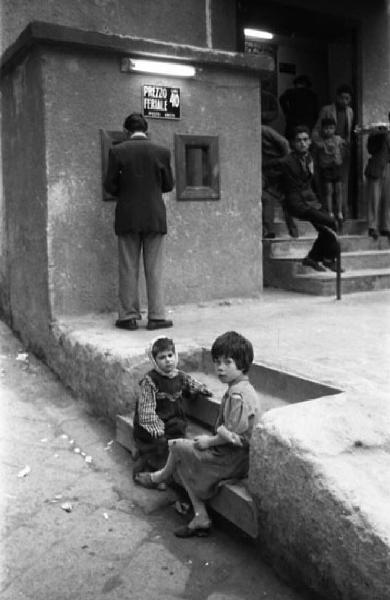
[1,23,273,347]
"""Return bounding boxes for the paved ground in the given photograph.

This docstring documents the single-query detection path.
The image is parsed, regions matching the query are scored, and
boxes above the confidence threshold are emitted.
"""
[0,318,317,600]
[2,288,389,600]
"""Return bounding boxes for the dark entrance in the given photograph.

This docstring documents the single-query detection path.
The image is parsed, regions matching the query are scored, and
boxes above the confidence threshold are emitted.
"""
[237,0,361,219]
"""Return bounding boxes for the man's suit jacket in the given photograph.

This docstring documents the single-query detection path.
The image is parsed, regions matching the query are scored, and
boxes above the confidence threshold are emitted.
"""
[312,103,354,143]
[364,130,390,179]
[104,136,174,236]
[280,151,321,213]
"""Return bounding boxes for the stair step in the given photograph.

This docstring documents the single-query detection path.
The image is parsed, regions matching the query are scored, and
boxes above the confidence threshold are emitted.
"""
[271,249,390,271]
[116,413,258,538]
[293,268,390,295]
[264,235,390,258]
[272,218,367,237]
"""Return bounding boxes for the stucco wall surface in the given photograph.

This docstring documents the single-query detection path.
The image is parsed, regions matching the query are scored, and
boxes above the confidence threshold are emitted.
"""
[249,392,390,600]
[1,0,237,54]
[43,48,262,316]
[1,50,51,346]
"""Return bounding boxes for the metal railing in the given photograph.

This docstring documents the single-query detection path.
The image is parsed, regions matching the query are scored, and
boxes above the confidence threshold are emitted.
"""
[335,238,342,300]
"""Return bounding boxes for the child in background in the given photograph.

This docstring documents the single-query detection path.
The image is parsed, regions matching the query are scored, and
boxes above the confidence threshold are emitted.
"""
[313,117,346,233]
[133,336,211,480]
[135,331,259,538]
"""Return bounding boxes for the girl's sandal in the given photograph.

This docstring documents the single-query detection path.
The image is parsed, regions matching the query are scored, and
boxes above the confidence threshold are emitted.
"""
[174,524,211,538]
[134,472,167,491]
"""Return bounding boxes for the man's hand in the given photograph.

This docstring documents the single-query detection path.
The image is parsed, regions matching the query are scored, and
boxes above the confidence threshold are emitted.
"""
[193,435,211,450]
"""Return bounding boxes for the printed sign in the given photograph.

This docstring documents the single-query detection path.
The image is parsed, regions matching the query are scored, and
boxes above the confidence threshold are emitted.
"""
[143,85,181,120]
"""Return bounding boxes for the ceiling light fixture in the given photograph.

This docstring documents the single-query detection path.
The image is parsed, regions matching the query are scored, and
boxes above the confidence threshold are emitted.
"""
[244,28,274,40]
[128,59,195,77]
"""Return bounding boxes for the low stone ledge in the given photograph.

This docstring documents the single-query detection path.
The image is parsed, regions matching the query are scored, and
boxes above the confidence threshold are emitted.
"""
[48,320,204,420]
[249,392,390,600]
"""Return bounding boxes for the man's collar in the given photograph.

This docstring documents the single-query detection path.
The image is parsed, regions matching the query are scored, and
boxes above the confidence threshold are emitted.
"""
[130,132,147,139]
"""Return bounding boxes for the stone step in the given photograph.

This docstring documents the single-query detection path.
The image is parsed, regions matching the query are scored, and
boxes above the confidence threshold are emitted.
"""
[271,218,367,238]
[292,268,390,295]
[115,413,259,538]
[342,249,390,270]
[267,249,390,272]
[264,234,390,259]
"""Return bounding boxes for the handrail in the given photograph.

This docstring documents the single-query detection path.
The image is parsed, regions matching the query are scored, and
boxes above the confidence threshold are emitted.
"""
[335,237,342,300]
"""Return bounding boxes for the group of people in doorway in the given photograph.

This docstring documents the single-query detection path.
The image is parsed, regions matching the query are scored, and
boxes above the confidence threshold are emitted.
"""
[263,77,390,272]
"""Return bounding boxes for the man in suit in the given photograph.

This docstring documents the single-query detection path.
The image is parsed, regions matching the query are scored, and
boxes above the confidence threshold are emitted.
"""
[281,126,340,272]
[364,114,390,239]
[313,84,354,217]
[104,113,174,330]
[279,74,319,141]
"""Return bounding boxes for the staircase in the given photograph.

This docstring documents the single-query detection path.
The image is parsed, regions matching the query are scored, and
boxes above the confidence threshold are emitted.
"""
[263,217,390,295]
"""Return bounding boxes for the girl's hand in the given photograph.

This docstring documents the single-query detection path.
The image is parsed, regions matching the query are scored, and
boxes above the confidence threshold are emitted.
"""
[193,435,211,450]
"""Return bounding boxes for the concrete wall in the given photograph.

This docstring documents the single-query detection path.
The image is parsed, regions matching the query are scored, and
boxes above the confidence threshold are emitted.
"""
[1,49,52,346]
[0,0,236,53]
[249,391,390,600]
[41,45,262,316]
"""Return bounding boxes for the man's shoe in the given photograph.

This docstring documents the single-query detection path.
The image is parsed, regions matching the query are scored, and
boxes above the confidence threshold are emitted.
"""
[380,230,390,239]
[302,257,327,272]
[146,319,173,330]
[323,259,345,273]
[288,227,299,238]
[263,232,276,239]
[115,319,138,330]
[369,228,379,240]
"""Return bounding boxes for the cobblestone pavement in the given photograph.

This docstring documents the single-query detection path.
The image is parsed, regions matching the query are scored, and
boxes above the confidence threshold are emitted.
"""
[0,320,317,600]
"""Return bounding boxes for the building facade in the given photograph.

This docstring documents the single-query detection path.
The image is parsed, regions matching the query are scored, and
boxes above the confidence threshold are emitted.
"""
[1,0,389,353]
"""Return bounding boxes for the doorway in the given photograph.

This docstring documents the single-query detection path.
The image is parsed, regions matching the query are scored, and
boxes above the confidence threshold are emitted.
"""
[237,0,361,219]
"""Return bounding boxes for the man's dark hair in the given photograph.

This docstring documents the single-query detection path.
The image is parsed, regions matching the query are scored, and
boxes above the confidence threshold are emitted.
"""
[211,331,254,374]
[336,84,353,97]
[321,117,336,128]
[293,75,312,88]
[152,337,175,358]
[123,113,148,133]
[291,125,311,140]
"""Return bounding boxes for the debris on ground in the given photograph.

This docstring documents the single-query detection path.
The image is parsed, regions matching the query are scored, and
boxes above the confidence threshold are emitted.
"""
[174,500,191,515]
[60,502,73,513]
[16,352,29,362]
[85,455,92,464]
[17,465,31,478]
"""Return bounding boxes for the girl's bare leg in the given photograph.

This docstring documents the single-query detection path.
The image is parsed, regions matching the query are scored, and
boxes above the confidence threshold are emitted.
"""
[150,450,176,483]
[325,181,334,217]
[175,470,210,528]
[335,181,343,220]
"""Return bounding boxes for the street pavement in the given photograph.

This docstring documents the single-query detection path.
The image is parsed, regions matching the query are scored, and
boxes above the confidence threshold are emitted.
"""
[0,318,318,600]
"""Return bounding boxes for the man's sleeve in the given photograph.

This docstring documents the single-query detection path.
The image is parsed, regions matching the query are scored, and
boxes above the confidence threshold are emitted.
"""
[160,150,174,193]
[104,148,121,196]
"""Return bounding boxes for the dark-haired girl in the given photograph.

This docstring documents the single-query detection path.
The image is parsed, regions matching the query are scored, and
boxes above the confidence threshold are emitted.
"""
[136,331,259,538]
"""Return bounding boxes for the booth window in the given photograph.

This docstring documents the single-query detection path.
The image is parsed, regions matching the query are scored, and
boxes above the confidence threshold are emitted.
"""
[175,134,220,200]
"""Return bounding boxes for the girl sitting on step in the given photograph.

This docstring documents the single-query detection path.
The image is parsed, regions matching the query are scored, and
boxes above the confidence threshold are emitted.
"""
[135,331,259,538]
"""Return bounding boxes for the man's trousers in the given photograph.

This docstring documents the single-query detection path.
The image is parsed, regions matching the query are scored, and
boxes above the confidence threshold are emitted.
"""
[367,164,390,233]
[287,198,338,262]
[118,232,166,321]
